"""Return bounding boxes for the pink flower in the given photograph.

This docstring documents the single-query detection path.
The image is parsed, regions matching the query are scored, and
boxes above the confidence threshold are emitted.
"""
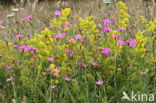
[31,48,38,51]
[81,40,86,43]
[50,85,57,89]
[54,10,61,16]
[65,48,71,53]
[48,25,52,29]
[118,27,125,31]
[103,26,112,32]
[140,72,147,76]
[19,45,31,52]
[55,33,66,39]
[68,39,73,44]
[64,22,69,28]
[26,33,30,37]
[64,77,71,82]
[103,18,111,26]
[0,20,4,25]
[55,67,60,72]
[70,51,74,56]
[14,45,18,48]
[32,56,37,59]
[7,65,12,69]
[98,34,103,37]
[81,62,87,68]
[16,34,24,38]
[96,81,103,85]
[22,19,25,22]
[112,34,119,38]
[6,77,14,82]
[102,48,111,56]
[0,54,3,57]
[47,57,54,62]
[26,15,32,21]
[90,61,98,66]
[126,39,137,47]
[75,35,82,40]
[53,73,60,77]
[108,12,112,15]
[112,20,117,25]
[14,21,20,24]
[46,68,52,71]
[117,40,124,46]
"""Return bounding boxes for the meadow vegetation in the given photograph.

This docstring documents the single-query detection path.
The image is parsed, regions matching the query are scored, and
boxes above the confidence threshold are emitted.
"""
[0,0,155,103]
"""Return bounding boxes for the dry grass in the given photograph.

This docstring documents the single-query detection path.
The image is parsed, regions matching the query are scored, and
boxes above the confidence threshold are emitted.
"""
[0,0,155,39]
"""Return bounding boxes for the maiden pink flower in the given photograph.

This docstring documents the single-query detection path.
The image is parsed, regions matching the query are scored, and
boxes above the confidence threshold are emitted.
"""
[48,25,52,29]
[140,72,147,76]
[117,40,124,46]
[68,39,73,44]
[47,57,54,62]
[102,48,111,56]
[55,67,60,72]
[112,20,117,25]
[103,18,111,26]
[0,54,3,57]
[96,81,103,85]
[16,34,24,38]
[22,18,25,22]
[118,27,125,31]
[46,68,52,71]
[75,35,82,40]
[32,56,37,59]
[103,26,112,32]
[53,73,60,77]
[14,21,20,24]
[65,48,71,53]
[64,77,71,82]
[31,48,38,52]
[64,22,69,28]
[50,85,57,89]
[26,33,30,37]
[54,10,61,16]
[7,65,12,69]
[112,34,119,38]
[81,40,86,43]
[14,45,18,48]
[81,62,87,68]
[6,77,14,82]
[108,12,112,15]
[26,15,32,21]
[0,20,4,25]
[126,39,137,47]
[70,51,74,56]
[98,34,103,37]
[19,45,31,52]
[55,33,66,39]
[90,61,98,66]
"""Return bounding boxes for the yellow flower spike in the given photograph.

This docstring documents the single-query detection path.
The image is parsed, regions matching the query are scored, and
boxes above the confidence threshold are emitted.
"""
[118,1,130,29]
[50,64,55,69]
[55,80,59,84]
[118,68,122,71]
[62,8,71,17]
[140,16,147,24]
